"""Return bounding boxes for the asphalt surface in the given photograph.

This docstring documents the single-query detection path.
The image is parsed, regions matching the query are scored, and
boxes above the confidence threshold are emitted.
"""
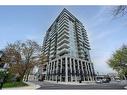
[30,81,127,90]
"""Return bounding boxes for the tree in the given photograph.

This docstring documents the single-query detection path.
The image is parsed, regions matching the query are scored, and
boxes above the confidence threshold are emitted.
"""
[21,40,41,81]
[3,40,41,81]
[4,42,22,65]
[113,6,127,17]
[107,45,127,79]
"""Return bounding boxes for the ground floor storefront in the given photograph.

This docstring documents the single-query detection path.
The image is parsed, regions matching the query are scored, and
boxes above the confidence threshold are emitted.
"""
[45,56,95,83]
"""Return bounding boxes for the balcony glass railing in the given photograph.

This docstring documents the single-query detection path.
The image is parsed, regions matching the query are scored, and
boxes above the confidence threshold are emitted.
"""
[58,24,69,32]
[57,43,69,51]
[57,31,69,40]
[50,48,55,53]
[59,15,68,23]
[57,48,69,55]
[50,42,55,47]
[58,27,69,34]
[59,20,69,27]
[57,34,69,43]
[59,21,68,28]
[57,39,69,46]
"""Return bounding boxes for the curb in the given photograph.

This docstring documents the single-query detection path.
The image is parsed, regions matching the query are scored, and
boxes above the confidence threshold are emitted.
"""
[23,81,41,89]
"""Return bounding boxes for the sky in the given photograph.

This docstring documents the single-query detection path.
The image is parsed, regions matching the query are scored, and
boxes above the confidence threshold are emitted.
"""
[0,6,127,74]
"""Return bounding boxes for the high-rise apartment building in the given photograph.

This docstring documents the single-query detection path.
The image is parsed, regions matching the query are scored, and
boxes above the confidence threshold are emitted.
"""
[42,8,95,83]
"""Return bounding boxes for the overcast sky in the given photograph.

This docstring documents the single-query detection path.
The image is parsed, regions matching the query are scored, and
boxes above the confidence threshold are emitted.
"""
[0,6,127,74]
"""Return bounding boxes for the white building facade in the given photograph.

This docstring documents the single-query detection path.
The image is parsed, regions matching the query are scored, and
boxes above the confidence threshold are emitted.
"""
[42,8,95,83]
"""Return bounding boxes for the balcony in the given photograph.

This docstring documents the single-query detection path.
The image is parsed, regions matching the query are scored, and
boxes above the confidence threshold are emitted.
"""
[83,42,90,49]
[57,48,69,56]
[58,24,69,32]
[58,22,69,30]
[50,42,55,47]
[57,39,69,46]
[49,54,55,59]
[59,14,68,23]
[58,31,69,39]
[59,20,69,27]
[77,46,84,51]
[44,46,49,51]
[58,27,69,34]
[78,50,84,55]
[57,30,69,39]
[57,43,69,51]
[76,25,81,30]
[77,41,83,47]
[77,31,82,36]
[50,48,55,53]
[50,31,56,38]
[77,38,83,43]
[57,34,69,43]
[50,35,56,41]
[78,35,83,41]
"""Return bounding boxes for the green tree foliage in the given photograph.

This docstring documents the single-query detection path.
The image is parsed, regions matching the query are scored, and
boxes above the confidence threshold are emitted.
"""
[107,45,127,79]
[0,71,5,79]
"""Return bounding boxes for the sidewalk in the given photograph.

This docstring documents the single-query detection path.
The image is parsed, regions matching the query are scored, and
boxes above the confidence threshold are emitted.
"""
[2,81,40,90]
[44,80,96,85]
[121,80,127,89]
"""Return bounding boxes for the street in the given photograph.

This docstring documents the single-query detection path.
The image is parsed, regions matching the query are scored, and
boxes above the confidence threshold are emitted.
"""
[31,81,127,90]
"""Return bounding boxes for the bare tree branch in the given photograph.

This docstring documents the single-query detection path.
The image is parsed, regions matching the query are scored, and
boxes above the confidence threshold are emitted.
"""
[113,6,127,17]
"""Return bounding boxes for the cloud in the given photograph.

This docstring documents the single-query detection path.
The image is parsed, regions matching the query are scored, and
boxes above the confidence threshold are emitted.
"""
[88,6,112,29]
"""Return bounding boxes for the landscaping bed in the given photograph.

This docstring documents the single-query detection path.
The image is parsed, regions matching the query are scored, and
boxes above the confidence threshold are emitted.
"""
[3,82,28,88]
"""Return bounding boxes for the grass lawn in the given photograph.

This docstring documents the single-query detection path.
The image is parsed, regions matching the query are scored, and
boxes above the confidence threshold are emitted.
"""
[3,82,28,88]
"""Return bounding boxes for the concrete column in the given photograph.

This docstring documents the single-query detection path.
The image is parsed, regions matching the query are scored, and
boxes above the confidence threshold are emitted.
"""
[81,61,84,81]
[55,60,57,81]
[46,63,49,80]
[77,60,80,82]
[47,63,49,80]
[51,62,53,81]
[60,58,62,82]
[50,62,52,80]
[52,61,55,81]
[87,62,90,81]
[88,63,92,81]
[73,59,77,82]
[65,57,68,82]
[45,64,48,80]
[56,59,58,82]
[82,62,86,81]
[91,63,95,81]
[49,62,51,81]
[70,58,72,82]
[77,60,80,71]
[89,63,93,81]
[85,62,88,81]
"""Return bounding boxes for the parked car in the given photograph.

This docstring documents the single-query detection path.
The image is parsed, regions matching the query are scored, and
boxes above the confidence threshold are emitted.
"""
[96,75,111,83]
[96,79,103,83]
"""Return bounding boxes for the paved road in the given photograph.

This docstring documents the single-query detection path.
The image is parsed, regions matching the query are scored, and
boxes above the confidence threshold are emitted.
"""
[30,81,127,90]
